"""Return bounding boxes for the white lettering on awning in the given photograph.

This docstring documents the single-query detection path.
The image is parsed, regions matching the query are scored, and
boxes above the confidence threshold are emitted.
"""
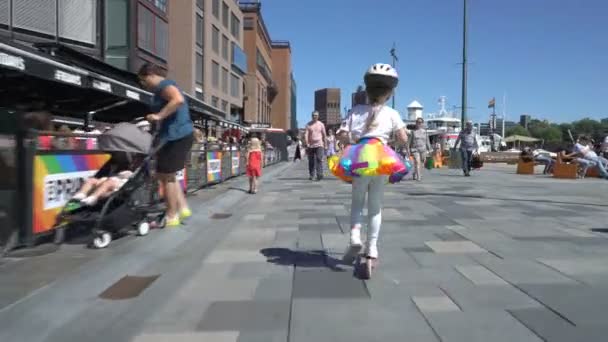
[126,90,141,100]
[92,80,112,93]
[54,70,82,86]
[0,53,25,71]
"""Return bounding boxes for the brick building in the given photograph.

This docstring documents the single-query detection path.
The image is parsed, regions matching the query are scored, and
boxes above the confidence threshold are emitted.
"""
[314,88,341,126]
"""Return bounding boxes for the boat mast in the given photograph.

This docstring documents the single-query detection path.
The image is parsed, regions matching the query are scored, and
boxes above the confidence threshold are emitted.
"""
[460,0,469,126]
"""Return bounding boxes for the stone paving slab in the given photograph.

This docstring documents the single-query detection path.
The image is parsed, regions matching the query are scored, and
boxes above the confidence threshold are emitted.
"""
[2,162,608,342]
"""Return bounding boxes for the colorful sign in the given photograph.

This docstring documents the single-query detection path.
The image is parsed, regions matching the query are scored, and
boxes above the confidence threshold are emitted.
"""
[207,151,222,182]
[231,152,240,176]
[33,153,110,234]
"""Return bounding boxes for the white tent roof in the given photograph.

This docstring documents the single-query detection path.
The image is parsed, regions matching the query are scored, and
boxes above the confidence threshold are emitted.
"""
[407,100,423,109]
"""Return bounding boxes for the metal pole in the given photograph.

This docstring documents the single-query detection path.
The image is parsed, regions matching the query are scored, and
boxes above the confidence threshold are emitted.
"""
[460,0,468,126]
[502,92,506,138]
[390,43,398,109]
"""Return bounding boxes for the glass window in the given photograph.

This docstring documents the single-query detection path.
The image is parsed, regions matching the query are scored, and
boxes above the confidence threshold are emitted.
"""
[137,4,167,60]
[212,96,219,108]
[212,0,219,19]
[155,17,168,60]
[196,14,203,47]
[221,100,228,113]
[59,0,97,44]
[195,90,203,101]
[196,53,203,84]
[243,17,254,29]
[196,0,203,10]
[222,2,229,28]
[230,13,240,40]
[221,35,229,61]
[221,67,229,93]
[212,26,219,53]
[230,73,239,97]
[212,61,220,89]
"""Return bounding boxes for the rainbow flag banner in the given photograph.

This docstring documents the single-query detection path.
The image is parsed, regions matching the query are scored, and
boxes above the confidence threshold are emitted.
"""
[231,152,240,176]
[33,153,110,234]
[207,151,222,182]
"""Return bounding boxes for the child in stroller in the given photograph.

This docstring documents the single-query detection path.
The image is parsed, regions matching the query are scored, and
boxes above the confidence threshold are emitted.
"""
[72,151,137,207]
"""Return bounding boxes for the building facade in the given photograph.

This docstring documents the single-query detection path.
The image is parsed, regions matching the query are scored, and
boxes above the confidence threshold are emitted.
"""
[0,0,169,72]
[168,0,246,121]
[351,86,368,107]
[290,73,297,130]
[240,2,276,126]
[314,88,341,126]
[270,40,291,130]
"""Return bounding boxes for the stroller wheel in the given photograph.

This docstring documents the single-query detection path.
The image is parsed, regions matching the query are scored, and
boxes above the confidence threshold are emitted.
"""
[137,221,150,236]
[92,232,112,249]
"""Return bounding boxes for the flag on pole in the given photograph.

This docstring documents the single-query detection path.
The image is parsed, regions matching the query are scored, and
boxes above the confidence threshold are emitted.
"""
[488,98,496,108]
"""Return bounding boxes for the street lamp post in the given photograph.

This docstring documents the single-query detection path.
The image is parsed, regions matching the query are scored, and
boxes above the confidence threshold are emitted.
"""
[390,43,398,109]
[460,0,468,126]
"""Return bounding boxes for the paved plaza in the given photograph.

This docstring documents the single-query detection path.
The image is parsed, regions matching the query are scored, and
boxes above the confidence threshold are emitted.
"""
[1,161,608,342]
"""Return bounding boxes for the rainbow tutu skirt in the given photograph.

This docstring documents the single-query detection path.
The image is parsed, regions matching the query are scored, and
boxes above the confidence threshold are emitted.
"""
[329,137,412,184]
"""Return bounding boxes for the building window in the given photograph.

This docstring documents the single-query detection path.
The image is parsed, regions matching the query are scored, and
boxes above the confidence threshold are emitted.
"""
[196,14,203,47]
[145,0,166,13]
[221,100,228,113]
[222,2,229,28]
[137,4,168,60]
[212,61,220,89]
[212,0,219,19]
[59,0,97,45]
[230,13,240,40]
[230,73,239,97]
[221,35,229,61]
[212,25,219,54]
[196,53,203,84]
[221,67,229,93]
[195,89,204,101]
[196,0,204,10]
[212,96,219,108]
[243,17,254,29]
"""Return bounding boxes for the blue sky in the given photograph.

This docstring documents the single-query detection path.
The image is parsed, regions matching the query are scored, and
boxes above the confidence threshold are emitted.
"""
[260,0,608,127]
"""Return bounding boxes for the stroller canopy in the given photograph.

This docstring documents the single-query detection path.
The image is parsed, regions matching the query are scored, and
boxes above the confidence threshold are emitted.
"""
[97,122,152,154]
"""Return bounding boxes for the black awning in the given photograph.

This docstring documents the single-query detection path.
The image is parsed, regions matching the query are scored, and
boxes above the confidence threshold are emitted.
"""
[0,41,153,104]
[0,40,151,122]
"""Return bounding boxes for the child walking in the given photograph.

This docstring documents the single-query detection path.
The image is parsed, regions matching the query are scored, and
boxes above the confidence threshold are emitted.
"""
[246,134,263,194]
[337,63,409,278]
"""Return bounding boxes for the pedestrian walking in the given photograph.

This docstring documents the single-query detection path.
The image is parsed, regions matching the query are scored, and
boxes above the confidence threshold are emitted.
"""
[409,117,431,181]
[326,129,337,158]
[337,63,409,279]
[246,134,263,193]
[293,138,302,162]
[304,111,327,181]
[453,121,479,177]
[139,63,194,227]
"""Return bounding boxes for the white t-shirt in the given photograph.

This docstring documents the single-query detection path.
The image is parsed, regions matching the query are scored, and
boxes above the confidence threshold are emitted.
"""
[574,143,598,159]
[339,104,406,144]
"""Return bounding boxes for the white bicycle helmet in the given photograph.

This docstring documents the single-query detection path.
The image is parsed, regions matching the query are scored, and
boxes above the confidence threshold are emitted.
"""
[364,63,399,89]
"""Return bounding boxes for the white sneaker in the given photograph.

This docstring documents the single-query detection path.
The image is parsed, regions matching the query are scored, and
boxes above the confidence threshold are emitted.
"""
[350,228,363,247]
[81,196,98,206]
[366,243,378,259]
[343,228,363,264]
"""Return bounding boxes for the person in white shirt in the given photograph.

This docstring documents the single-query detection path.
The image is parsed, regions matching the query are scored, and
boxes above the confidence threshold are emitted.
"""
[337,63,409,277]
[571,136,608,179]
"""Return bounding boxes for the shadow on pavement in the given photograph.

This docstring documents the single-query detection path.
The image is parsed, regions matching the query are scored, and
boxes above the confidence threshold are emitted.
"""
[259,247,347,272]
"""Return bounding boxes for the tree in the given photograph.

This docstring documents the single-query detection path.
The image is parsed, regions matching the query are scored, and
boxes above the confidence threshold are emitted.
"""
[506,126,530,137]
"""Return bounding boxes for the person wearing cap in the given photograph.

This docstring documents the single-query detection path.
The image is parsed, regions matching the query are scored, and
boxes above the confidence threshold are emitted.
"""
[453,121,479,177]
[304,111,327,181]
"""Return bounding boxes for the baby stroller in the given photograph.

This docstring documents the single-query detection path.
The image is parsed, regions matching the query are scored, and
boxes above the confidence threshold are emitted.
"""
[53,123,166,249]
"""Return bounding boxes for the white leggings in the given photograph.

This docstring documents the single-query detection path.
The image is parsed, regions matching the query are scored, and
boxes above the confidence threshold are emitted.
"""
[350,176,386,258]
